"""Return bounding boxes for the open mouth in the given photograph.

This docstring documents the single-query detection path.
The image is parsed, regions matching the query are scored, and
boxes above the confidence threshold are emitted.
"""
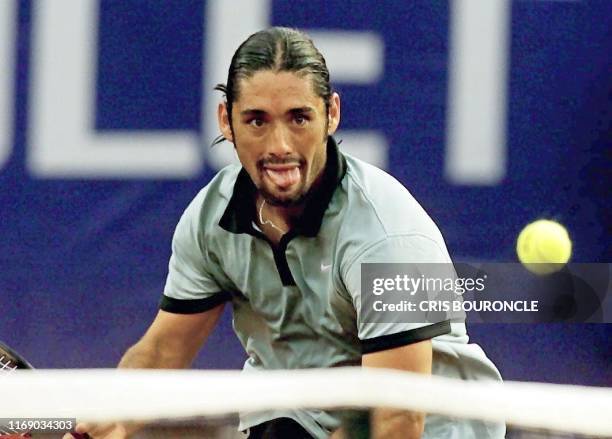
[263,164,302,190]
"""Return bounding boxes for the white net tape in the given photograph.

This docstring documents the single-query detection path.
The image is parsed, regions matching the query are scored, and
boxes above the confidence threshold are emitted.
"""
[3,368,611,436]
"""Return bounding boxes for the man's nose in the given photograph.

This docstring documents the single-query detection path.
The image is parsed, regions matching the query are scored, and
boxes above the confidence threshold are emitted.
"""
[267,124,293,156]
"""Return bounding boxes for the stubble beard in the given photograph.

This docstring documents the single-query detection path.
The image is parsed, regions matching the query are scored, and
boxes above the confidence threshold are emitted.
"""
[258,133,328,208]
[258,169,309,207]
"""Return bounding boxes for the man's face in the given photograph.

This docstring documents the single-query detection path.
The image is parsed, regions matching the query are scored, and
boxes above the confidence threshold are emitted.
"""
[218,70,340,206]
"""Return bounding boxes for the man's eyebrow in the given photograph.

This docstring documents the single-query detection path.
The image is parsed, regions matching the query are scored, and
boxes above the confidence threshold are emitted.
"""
[240,107,316,116]
[240,109,267,116]
[288,107,315,114]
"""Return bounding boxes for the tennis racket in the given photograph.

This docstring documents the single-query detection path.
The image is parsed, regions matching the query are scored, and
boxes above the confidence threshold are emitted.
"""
[0,341,90,439]
[0,341,33,372]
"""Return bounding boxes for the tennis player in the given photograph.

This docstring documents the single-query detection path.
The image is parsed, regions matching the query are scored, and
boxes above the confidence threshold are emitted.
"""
[70,27,504,439]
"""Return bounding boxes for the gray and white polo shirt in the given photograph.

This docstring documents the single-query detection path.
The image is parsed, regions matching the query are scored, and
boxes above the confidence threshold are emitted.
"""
[161,138,504,438]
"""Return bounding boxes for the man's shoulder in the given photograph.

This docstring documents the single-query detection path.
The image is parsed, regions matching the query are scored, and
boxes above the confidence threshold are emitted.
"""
[179,164,242,229]
[188,164,241,206]
[341,154,440,237]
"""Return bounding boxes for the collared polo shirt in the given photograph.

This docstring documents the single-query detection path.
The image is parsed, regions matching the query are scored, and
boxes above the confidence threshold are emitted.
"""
[161,138,504,438]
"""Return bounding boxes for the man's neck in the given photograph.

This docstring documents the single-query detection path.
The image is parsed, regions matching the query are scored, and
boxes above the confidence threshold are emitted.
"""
[254,148,330,243]
[255,196,301,244]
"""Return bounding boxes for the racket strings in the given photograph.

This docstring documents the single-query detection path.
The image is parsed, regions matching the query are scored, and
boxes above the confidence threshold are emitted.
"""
[0,353,19,373]
[0,342,33,371]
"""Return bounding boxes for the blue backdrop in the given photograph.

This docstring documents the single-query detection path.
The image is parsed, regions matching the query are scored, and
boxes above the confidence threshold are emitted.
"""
[1,0,610,386]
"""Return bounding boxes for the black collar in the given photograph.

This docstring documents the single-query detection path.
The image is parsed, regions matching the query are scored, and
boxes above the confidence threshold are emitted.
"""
[219,137,347,238]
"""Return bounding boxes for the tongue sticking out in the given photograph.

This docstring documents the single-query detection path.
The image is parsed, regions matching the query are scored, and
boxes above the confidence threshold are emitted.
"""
[265,167,301,189]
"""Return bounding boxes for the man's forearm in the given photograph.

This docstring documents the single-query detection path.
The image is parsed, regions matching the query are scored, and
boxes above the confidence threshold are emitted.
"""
[371,408,425,439]
[330,409,425,439]
[76,341,191,439]
[117,339,194,369]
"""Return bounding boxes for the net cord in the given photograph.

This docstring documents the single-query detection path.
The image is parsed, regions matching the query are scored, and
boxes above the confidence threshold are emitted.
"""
[3,368,611,436]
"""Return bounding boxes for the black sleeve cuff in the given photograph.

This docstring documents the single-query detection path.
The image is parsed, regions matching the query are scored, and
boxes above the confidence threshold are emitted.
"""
[361,320,451,355]
[159,291,231,314]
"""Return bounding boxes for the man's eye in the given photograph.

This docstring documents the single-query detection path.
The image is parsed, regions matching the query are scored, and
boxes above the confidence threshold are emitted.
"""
[294,114,308,125]
[249,118,264,127]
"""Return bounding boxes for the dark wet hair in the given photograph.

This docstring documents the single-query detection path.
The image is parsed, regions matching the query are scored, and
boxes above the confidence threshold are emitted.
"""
[213,27,332,145]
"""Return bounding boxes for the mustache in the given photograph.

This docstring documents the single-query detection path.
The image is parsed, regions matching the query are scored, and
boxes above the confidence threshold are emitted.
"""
[257,156,305,168]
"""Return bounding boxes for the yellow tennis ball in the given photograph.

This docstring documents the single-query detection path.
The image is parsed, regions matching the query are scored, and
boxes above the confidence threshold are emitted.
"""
[516,220,572,275]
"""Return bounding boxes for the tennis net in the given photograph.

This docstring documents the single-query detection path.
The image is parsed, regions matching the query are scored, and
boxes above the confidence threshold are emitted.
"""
[2,368,611,438]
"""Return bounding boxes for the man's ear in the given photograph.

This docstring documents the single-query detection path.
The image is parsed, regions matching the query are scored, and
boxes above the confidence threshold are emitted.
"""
[327,92,341,135]
[217,102,234,143]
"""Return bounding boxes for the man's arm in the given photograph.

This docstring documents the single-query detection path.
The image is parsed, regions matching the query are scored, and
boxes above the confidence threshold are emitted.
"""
[331,340,432,439]
[67,304,225,439]
[362,340,432,439]
[119,305,225,369]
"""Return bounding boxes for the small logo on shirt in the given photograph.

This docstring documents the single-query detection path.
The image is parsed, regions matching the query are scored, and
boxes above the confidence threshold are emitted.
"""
[321,263,332,271]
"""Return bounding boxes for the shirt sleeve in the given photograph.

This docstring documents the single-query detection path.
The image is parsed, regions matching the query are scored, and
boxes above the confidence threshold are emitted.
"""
[342,234,453,354]
[160,197,230,314]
